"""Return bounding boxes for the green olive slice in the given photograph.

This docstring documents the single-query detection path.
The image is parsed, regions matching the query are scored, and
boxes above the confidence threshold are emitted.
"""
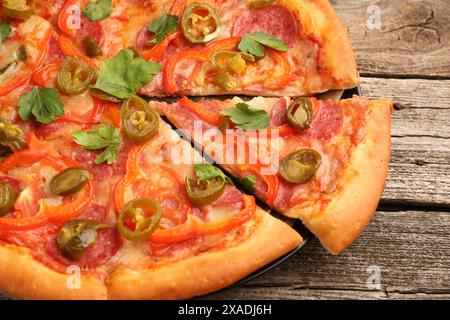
[182,2,221,44]
[185,176,226,207]
[83,36,102,58]
[279,149,322,184]
[121,96,159,144]
[56,56,96,95]
[50,167,91,196]
[0,182,18,217]
[57,220,110,261]
[247,0,276,9]
[0,121,25,160]
[287,98,313,131]
[118,198,162,241]
[3,0,33,20]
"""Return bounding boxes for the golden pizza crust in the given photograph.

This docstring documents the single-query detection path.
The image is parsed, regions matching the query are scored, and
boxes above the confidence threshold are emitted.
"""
[287,99,392,254]
[107,209,302,299]
[279,0,359,91]
[0,245,107,300]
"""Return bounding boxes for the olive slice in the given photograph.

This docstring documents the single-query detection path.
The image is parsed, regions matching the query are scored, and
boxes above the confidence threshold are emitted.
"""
[3,0,33,20]
[50,167,91,196]
[0,121,25,160]
[83,36,102,58]
[279,149,322,184]
[56,56,96,95]
[287,98,313,131]
[185,176,226,207]
[0,182,18,217]
[121,96,159,144]
[182,2,222,44]
[118,198,162,241]
[57,220,110,261]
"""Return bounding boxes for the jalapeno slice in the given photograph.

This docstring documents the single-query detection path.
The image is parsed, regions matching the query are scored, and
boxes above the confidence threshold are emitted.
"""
[213,72,237,91]
[56,57,96,95]
[247,0,276,9]
[211,50,247,74]
[83,36,102,58]
[3,0,33,20]
[118,198,162,241]
[186,176,226,207]
[279,149,322,184]
[0,182,18,217]
[90,88,122,102]
[121,96,159,144]
[50,167,91,196]
[57,220,110,261]
[287,98,313,131]
[0,121,25,161]
[182,2,221,44]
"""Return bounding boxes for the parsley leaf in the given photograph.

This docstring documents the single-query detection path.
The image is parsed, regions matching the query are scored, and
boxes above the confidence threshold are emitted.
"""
[0,21,12,45]
[238,32,289,58]
[147,13,178,44]
[73,124,122,165]
[220,103,269,130]
[18,87,64,124]
[194,164,233,185]
[82,0,112,22]
[92,49,161,99]
[239,175,256,193]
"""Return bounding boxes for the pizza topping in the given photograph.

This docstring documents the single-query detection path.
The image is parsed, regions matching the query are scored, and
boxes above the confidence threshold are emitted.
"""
[82,0,112,22]
[50,167,92,196]
[83,36,103,58]
[121,96,159,144]
[56,57,96,95]
[279,149,322,184]
[186,176,226,207]
[238,32,289,59]
[247,0,276,9]
[220,103,269,130]
[90,88,122,103]
[0,121,25,161]
[18,87,65,124]
[194,163,232,185]
[0,182,18,217]
[73,124,122,165]
[287,98,313,131]
[211,50,249,91]
[92,49,161,99]
[118,198,162,241]
[237,175,256,193]
[233,5,298,46]
[57,219,111,261]
[2,0,33,20]
[147,13,179,45]
[310,100,344,141]
[0,21,12,45]
[181,2,221,44]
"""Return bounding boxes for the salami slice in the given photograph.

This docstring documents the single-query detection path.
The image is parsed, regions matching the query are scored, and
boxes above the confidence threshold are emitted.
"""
[232,5,298,45]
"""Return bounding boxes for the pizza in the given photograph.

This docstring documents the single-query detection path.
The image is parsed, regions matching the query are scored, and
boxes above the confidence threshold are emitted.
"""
[0,0,390,300]
[153,96,392,254]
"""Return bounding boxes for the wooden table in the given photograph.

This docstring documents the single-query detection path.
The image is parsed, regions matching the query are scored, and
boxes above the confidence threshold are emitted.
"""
[212,0,450,300]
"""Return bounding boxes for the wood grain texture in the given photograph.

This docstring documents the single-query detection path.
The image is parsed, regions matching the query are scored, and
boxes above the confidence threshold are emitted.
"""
[210,210,450,300]
[331,0,450,78]
[360,77,450,206]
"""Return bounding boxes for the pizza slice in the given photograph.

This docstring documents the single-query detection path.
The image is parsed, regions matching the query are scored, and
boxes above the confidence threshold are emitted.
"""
[0,92,301,299]
[153,96,392,254]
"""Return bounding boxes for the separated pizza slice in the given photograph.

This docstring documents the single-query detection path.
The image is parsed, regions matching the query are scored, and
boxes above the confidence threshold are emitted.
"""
[0,94,301,299]
[153,96,392,254]
[73,0,358,97]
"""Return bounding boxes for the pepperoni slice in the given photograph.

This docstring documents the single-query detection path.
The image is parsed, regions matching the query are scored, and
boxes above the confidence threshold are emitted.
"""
[45,35,65,64]
[136,26,153,51]
[269,98,288,127]
[213,185,243,207]
[309,100,344,141]
[45,204,122,268]
[232,5,298,45]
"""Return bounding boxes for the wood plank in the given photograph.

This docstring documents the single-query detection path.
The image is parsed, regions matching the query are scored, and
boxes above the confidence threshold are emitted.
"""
[210,210,450,300]
[332,0,450,78]
[359,77,450,206]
